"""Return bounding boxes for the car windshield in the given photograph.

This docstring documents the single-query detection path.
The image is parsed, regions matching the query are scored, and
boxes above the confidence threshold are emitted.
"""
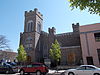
[27,65,32,67]
[86,66,97,70]
[76,66,86,70]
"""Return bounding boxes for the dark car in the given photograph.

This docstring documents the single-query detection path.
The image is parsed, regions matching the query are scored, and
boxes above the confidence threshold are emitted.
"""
[6,62,19,73]
[0,62,19,74]
[19,63,48,75]
[7,62,17,66]
[0,64,14,74]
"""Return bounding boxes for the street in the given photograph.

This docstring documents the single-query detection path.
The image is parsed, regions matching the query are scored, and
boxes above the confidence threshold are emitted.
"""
[0,70,65,75]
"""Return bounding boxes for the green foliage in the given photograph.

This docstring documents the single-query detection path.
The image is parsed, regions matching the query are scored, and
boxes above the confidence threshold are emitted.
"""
[49,40,61,62]
[16,45,27,62]
[68,0,100,15]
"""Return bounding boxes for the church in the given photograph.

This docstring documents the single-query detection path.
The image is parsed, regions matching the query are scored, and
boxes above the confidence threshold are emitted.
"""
[19,8,82,65]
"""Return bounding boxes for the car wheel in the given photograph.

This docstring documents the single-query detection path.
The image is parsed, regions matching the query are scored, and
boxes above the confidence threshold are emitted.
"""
[36,71,41,75]
[20,70,25,75]
[94,73,100,75]
[68,72,75,75]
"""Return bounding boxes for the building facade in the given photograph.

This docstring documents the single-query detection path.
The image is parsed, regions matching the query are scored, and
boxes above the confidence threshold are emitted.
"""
[20,8,82,65]
[80,23,100,67]
[0,50,17,62]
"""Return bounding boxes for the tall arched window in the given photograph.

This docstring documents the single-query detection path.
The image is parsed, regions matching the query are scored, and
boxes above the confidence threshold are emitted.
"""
[37,22,41,33]
[26,20,34,32]
[25,36,33,50]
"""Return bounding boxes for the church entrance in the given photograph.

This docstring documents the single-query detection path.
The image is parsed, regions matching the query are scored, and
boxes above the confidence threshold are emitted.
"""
[27,55,31,64]
[67,52,75,65]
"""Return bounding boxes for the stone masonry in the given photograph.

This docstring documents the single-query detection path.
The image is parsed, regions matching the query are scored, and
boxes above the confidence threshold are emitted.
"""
[20,8,82,65]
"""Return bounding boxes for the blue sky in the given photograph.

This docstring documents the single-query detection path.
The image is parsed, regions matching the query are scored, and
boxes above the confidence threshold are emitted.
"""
[0,0,100,52]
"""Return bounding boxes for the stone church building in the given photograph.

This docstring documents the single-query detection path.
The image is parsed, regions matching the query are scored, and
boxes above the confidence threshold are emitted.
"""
[20,8,82,65]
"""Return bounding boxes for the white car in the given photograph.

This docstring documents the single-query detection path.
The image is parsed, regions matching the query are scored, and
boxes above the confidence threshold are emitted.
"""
[64,65,100,75]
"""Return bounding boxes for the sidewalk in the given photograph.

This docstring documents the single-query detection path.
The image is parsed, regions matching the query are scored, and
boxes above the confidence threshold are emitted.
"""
[47,70,65,75]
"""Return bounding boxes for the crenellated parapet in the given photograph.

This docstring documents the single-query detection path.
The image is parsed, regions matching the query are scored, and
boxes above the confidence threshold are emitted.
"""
[56,32,73,37]
[25,8,43,20]
[72,23,80,33]
[48,27,56,35]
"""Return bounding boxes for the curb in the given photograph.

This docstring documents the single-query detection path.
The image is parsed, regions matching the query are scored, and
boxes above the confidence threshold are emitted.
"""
[47,72,61,75]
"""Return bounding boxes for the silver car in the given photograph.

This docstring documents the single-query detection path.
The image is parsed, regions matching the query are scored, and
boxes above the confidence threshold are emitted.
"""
[64,65,100,75]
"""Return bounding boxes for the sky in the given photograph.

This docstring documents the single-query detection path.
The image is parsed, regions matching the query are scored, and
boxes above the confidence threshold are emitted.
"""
[0,0,100,52]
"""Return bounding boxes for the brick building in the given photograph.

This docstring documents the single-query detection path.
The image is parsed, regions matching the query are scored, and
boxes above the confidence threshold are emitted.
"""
[80,23,100,67]
[0,50,17,62]
[20,8,82,65]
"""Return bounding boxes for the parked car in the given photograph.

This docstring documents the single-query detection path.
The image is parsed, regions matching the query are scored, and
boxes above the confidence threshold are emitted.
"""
[19,63,48,75]
[64,65,100,75]
[2,62,19,73]
[0,64,14,74]
[7,62,20,73]
[7,62,17,66]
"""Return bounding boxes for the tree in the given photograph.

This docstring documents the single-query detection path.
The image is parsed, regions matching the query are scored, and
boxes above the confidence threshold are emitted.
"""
[0,35,10,50]
[49,39,61,66]
[16,45,27,64]
[68,0,100,15]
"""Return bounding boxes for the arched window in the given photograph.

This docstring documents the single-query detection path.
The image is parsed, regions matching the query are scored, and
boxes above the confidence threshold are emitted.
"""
[25,36,33,50]
[26,36,32,44]
[26,20,33,32]
[37,22,41,33]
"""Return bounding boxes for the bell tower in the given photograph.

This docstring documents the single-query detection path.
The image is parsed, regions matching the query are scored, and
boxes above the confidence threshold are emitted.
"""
[20,8,43,62]
[24,8,43,33]
[24,8,43,48]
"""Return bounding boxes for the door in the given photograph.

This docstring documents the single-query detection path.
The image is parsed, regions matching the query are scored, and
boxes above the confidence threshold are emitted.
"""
[27,55,31,64]
[86,57,94,65]
[67,52,75,65]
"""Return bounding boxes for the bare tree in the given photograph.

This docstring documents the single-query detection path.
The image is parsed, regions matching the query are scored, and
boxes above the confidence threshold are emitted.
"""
[0,35,10,50]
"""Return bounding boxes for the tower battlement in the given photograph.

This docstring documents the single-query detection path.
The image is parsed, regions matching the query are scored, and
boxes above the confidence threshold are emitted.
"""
[48,27,56,35]
[25,8,43,19]
[72,23,79,32]
[72,23,79,27]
